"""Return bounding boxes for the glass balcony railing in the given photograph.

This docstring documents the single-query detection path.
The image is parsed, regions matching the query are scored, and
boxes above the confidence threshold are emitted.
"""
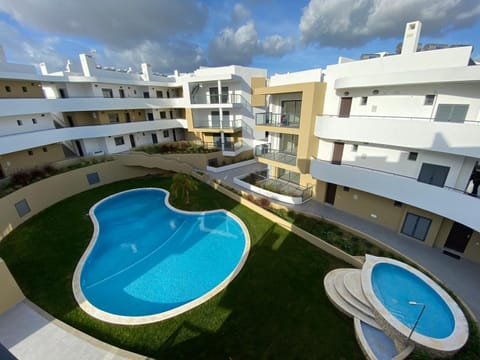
[191,94,248,105]
[255,112,300,128]
[254,143,297,166]
[193,118,242,129]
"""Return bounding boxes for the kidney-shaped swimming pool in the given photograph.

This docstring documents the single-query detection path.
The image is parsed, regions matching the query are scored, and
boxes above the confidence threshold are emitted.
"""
[72,188,250,325]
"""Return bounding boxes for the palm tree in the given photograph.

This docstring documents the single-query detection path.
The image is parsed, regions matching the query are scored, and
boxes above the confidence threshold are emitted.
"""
[170,173,198,204]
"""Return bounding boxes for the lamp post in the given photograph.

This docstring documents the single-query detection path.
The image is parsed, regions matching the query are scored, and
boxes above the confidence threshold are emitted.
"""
[407,301,426,341]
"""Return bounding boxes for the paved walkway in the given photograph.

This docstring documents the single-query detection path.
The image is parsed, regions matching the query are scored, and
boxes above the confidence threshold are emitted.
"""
[209,162,480,321]
[0,300,145,360]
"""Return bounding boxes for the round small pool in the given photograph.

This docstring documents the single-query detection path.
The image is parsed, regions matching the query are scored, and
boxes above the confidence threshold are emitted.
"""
[72,188,250,324]
[362,256,468,353]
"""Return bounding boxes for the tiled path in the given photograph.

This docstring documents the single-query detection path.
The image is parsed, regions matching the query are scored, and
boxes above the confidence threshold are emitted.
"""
[0,301,146,360]
[209,162,480,321]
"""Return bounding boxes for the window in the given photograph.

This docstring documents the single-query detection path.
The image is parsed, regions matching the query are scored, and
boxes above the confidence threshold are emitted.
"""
[424,94,435,105]
[5,85,11,92]
[160,111,166,119]
[360,96,368,105]
[147,113,154,121]
[86,172,100,185]
[114,136,125,146]
[42,147,48,152]
[32,118,37,124]
[393,201,403,207]
[156,90,163,98]
[119,89,125,98]
[417,163,450,187]
[133,90,137,95]
[17,120,23,126]
[102,88,113,98]
[143,91,150,98]
[281,100,302,126]
[15,199,31,217]
[22,86,28,93]
[401,213,432,241]
[108,113,119,123]
[434,104,469,123]
[343,186,350,192]
[170,111,174,119]
[125,113,131,122]
[163,130,169,138]
[27,150,33,156]
[408,152,418,161]
[352,144,358,152]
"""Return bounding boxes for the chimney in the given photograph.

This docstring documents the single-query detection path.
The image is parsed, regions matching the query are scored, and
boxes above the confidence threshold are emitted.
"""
[39,63,49,75]
[79,53,97,77]
[141,63,152,81]
[401,21,422,55]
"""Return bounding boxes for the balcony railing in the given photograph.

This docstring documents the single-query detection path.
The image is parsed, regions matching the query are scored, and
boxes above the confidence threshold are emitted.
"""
[256,112,300,128]
[193,118,242,129]
[239,170,312,202]
[191,94,248,105]
[255,143,297,166]
[194,140,243,152]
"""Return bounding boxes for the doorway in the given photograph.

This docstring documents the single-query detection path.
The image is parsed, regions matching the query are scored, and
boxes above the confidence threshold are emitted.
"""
[151,133,158,144]
[332,142,344,165]
[325,183,337,205]
[129,134,136,148]
[339,97,352,118]
[444,222,473,253]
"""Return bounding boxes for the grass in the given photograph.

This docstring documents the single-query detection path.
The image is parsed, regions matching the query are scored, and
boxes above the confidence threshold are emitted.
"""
[0,175,360,359]
[0,175,478,359]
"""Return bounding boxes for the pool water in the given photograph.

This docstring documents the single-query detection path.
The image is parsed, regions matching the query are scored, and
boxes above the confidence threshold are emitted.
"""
[372,263,455,339]
[80,188,248,317]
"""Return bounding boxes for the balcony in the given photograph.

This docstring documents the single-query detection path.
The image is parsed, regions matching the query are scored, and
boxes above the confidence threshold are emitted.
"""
[190,94,247,106]
[192,118,242,130]
[255,144,297,166]
[315,114,480,158]
[0,97,186,117]
[310,158,480,232]
[0,119,188,155]
[255,112,300,129]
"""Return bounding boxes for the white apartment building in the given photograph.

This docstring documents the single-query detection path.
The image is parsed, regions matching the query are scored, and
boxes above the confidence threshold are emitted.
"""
[0,48,265,177]
[310,21,480,262]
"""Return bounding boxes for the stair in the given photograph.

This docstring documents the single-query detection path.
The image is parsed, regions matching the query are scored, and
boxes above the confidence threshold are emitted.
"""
[324,269,380,329]
[344,270,372,309]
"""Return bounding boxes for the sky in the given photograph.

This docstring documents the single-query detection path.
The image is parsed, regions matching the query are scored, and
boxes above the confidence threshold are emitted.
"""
[0,0,479,76]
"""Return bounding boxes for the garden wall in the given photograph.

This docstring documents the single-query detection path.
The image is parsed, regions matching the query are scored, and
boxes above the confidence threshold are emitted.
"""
[0,160,159,241]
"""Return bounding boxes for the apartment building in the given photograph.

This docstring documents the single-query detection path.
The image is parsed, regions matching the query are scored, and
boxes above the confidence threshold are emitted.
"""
[252,69,326,193]
[310,21,480,262]
[0,48,264,178]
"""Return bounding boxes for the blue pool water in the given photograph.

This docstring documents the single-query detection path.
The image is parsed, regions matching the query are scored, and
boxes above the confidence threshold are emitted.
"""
[80,188,247,317]
[372,263,455,339]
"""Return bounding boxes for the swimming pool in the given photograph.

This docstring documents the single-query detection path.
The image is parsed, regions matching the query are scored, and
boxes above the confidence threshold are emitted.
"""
[361,256,468,353]
[72,188,250,325]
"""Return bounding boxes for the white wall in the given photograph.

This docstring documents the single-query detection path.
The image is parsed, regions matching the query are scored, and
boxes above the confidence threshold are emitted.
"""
[270,69,323,86]
[0,114,54,136]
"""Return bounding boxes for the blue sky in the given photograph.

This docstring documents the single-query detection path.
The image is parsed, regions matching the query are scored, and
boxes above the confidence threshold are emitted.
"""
[0,0,479,75]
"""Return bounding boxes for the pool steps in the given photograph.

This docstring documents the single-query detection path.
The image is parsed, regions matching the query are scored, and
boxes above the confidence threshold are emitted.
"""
[324,268,414,360]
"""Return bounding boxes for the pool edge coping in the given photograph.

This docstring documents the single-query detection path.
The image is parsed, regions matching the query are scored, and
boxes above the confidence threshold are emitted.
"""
[72,187,251,325]
[361,255,469,353]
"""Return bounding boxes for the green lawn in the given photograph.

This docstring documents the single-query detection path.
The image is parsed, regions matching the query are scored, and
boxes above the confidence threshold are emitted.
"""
[0,175,478,359]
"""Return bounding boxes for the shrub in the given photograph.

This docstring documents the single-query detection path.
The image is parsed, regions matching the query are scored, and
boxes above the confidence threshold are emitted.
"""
[11,170,32,186]
[30,167,46,180]
[42,164,57,176]
[257,197,271,208]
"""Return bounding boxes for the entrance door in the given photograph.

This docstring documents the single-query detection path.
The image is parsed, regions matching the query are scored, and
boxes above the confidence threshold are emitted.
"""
[339,97,352,118]
[129,134,136,148]
[75,140,84,156]
[444,222,473,253]
[332,142,344,165]
[151,133,158,144]
[325,183,337,205]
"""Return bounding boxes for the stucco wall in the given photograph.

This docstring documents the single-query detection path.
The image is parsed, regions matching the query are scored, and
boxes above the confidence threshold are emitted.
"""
[0,160,157,241]
[0,258,24,313]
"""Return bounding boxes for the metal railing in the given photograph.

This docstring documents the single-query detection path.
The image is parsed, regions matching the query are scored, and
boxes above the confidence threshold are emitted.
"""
[191,93,248,105]
[255,112,300,128]
[191,140,243,152]
[318,114,480,125]
[193,118,242,129]
[255,144,297,166]
[240,170,313,201]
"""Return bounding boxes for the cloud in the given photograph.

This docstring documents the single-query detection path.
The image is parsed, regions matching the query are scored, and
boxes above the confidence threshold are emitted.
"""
[299,0,480,47]
[102,40,207,73]
[0,0,208,47]
[232,3,251,25]
[208,21,294,66]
